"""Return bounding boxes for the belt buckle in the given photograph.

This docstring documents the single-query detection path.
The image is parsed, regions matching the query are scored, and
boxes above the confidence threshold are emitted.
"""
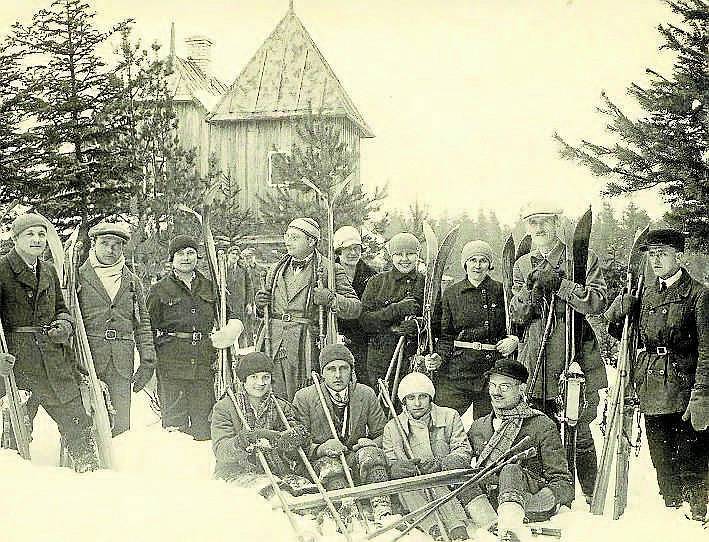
[656,346,668,356]
[472,341,482,350]
[282,313,292,322]
[192,331,203,344]
[104,329,117,340]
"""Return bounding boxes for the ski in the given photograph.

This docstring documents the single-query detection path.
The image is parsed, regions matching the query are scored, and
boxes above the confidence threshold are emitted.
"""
[501,234,516,337]
[0,319,32,460]
[516,234,532,261]
[64,227,114,468]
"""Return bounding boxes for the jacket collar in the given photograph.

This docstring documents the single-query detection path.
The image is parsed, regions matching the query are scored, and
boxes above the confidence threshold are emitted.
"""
[397,403,447,435]
[530,240,565,268]
[644,268,693,308]
[7,248,51,292]
[79,259,131,302]
[460,274,492,292]
[390,267,418,282]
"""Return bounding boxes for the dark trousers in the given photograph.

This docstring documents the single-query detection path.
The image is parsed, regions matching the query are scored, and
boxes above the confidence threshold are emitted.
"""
[644,412,708,506]
[157,372,214,441]
[434,376,492,418]
[348,339,370,389]
[531,391,600,500]
[97,363,132,437]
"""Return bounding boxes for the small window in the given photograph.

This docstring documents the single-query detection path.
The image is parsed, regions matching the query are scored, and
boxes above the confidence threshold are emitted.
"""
[268,150,290,188]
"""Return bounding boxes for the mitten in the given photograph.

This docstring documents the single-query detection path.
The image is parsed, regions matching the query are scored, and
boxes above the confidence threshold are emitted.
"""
[0,353,16,377]
[47,319,73,344]
[418,458,441,474]
[312,287,336,307]
[389,458,420,479]
[131,364,155,392]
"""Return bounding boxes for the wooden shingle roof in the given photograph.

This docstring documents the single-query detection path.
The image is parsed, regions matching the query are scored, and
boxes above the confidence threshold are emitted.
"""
[168,56,228,112]
[209,8,373,137]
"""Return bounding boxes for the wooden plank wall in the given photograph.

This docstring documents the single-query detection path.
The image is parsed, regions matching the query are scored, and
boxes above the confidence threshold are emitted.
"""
[174,101,211,177]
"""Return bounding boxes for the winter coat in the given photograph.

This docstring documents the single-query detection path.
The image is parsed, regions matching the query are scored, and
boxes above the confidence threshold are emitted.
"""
[436,276,507,390]
[211,391,307,480]
[382,403,472,466]
[292,382,387,458]
[468,409,575,506]
[359,269,426,381]
[147,271,227,381]
[336,259,378,350]
[510,241,608,400]
[226,264,255,322]
[78,261,156,380]
[609,268,709,415]
[0,249,78,404]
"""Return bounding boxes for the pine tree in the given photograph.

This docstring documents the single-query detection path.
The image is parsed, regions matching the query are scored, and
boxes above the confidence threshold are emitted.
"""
[555,0,709,249]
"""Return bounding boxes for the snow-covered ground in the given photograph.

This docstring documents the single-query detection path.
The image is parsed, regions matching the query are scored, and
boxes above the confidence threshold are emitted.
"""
[1,374,706,542]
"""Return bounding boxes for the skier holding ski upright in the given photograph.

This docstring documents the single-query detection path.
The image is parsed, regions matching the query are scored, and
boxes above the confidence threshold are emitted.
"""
[605,228,708,521]
[509,202,608,504]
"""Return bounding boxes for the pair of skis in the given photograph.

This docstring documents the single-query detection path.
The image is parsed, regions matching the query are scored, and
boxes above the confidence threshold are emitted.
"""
[590,227,648,518]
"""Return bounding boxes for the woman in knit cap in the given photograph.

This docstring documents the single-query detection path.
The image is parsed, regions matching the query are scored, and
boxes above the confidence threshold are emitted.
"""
[211,351,310,494]
[360,232,426,389]
[147,234,244,441]
[428,240,519,417]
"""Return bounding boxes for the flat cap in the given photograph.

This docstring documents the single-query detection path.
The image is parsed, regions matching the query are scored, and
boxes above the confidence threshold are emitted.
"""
[88,221,131,242]
[520,200,563,221]
[485,359,529,384]
[641,228,685,252]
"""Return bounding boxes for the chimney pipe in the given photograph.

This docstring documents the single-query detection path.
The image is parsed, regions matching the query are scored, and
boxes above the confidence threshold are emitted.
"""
[185,35,213,76]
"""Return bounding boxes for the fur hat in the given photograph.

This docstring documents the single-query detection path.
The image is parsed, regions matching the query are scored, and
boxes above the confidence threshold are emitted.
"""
[485,359,529,384]
[460,240,494,271]
[11,214,48,237]
[641,228,685,253]
[288,218,321,241]
[235,352,274,381]
[319,343,355,371]
[397,372,435,402]
[168,235,199,262]
[387,233,420,255]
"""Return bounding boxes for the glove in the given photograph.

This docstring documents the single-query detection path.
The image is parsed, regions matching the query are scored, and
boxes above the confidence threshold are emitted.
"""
[495,336,519,357]
[312,287,336,307]
[234,430,272,452]
[131,364,155,392]
[274,425,309,452]
[424,353,443,371]
[529,268,564,293]
[316,438,348,458]
[255,290,271,308]
[418,458,441,474]
[46,319,73,344]
[210,319,244,349]
[390,298,420,319]
[352,437,377,451]
[392,318,421,338]
[682,388,709,431]
[604,293,639,323]
[0,353,16,377]
[389,458,420,479]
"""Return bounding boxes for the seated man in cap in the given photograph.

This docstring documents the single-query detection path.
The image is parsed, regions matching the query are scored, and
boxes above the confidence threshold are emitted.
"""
[211,351,311,495]
[292,344,396,526]
[605,228,708,521]
[0,214,98,471]
[255,218,361,401]
[360,232,427,390]
[148,235,244,440]
[333,226,378,387]
[383,372,472,541]
[509,201,607,503]
[467,360,574,541]
[428,240,519,417]
[75,221,157,436]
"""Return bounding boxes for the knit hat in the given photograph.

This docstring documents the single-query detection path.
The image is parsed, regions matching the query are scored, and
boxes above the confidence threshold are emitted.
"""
[319,343,355,371]
[168,235,199,262]
[387,232,420,255]
[288,218,321,241]
[520,200,563,221]
[334,226,362,251]
[11,213,48,237]
[460,240,494,271]
[397,372,435,402]
[485,359,529,384]
[235,352,274,381]
[88,221,131,242]
[641,228,685,253]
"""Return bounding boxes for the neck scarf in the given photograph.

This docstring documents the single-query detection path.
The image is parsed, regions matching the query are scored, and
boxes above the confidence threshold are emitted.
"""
[325,382,351,440]
[89,248,125,301]
[406,410,434,459]
[476,400,535,469]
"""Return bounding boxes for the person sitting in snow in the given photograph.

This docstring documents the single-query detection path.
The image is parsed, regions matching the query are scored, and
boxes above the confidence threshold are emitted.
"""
[466,360,574,542]
[383,372,472,541]
[292,343,397,526]
[211,351,311,496]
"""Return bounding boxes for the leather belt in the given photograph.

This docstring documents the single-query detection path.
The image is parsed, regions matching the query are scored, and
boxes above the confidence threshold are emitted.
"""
[11,326,49,334]
[453,340,497,351]
[640,346,671,356]
[157,330,206,343]
[270,313,312,325]
[87,329,134,341]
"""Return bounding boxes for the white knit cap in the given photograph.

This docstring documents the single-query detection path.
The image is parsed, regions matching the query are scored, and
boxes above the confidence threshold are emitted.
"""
[397,372,435,402]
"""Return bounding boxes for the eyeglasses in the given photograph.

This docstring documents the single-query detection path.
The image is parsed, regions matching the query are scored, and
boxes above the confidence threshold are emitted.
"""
[488,382,516,393]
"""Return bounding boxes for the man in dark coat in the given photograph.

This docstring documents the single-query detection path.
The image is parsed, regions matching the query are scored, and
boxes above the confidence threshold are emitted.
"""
[226,245,256,347]
[360,233,426,389]
[78,222,156,435]
[429,240,519,416]
[509,202,608,504]
[466,360,574,541]
[148,235,243,440]
[605,228,708,521]
[333,226,378,387]
[0,214,97,471]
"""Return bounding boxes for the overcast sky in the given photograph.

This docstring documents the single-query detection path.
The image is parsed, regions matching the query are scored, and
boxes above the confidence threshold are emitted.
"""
[2,0,676,225]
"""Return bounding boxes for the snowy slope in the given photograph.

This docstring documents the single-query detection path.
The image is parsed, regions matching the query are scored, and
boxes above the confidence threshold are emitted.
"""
[0,381,706,542]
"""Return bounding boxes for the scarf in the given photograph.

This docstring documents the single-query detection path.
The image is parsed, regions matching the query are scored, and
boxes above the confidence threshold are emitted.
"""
[406,410,434,459]
[89,249,125,301]
[476,400,536,469]
[325,383,351,441]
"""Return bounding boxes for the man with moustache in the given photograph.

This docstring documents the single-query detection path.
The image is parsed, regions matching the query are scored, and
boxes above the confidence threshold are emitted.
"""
[0,214,98,471]
[148,235,244,440]
[255,218,361,401]
[77,222,156,436]
[605,229,708,521]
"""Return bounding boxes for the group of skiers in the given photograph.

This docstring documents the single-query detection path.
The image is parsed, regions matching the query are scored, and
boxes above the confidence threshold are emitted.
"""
[0,199,706,539]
